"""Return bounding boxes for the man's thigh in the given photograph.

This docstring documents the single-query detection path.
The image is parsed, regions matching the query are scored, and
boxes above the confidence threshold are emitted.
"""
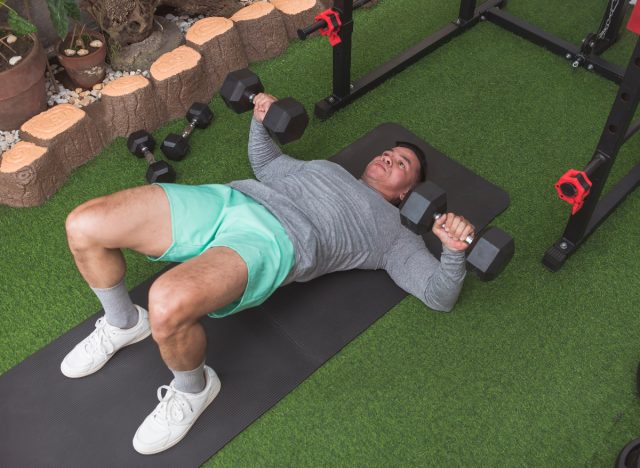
[151,246,248,321]
[77,184,172,258]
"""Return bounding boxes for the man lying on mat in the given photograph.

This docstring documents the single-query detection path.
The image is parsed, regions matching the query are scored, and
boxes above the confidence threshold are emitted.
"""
[60,93,475,455]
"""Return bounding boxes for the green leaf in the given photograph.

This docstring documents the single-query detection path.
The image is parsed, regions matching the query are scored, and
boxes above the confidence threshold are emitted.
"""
[63,0,81,20]
[46,0,69,39]
[7,10,37,36]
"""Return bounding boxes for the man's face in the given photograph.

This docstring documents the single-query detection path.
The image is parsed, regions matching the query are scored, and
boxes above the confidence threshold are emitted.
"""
[362,146,421,203]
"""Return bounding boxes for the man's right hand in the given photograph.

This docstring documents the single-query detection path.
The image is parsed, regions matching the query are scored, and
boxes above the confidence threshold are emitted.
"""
[253,93,277,123]
[432,213,475,252]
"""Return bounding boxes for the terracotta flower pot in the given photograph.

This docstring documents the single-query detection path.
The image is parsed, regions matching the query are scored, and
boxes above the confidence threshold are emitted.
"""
[0,34,47,131]
[57,30,107,89]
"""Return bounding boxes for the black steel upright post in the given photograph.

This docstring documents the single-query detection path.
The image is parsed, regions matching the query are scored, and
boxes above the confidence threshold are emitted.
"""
[543,36,640,271]
[314,0,354,118]
[584,0,629,55]
[332,0,353,99]
[459,0,478,23]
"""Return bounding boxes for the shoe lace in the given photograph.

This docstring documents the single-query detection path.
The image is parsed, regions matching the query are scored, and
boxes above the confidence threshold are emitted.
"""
[152,386,193,425]
[84,317,115,357]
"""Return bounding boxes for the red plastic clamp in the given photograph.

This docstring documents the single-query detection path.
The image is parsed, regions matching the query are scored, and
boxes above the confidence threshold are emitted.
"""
[555,169,593,215]
[315,9,342,46]
[628,2,640,35]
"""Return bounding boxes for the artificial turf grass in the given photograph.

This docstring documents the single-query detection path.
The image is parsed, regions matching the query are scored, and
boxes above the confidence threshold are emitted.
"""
[1,0,640,466]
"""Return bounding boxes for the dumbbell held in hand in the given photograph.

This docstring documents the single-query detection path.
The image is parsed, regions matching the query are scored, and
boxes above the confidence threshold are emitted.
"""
[220,68,309,144]
[161,103,214,161]
[400,181,473,243]
[127,130,177,184]
[400,181,515,281]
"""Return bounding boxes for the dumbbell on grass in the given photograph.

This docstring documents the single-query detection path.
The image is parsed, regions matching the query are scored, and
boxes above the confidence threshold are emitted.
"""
[160,102,214,161]
[400,181,515,281]
[220,68,309,144]
[127,130,177,184]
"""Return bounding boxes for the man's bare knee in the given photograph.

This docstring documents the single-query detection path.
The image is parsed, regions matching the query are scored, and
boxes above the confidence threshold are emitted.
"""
[148,280,196,342]
[65,197,109,251]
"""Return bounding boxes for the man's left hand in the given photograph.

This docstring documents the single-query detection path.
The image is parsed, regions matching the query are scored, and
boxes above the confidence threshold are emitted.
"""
[431,213,475,252]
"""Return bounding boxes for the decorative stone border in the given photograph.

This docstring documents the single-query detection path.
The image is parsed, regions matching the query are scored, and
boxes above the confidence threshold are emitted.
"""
[0,0,363,208]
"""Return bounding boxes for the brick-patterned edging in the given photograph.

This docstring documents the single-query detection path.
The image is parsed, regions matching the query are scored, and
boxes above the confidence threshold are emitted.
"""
[0,0,354,208]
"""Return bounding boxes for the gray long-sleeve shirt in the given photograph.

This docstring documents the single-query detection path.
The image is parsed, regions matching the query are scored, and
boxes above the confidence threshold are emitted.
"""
[229,119,467,312]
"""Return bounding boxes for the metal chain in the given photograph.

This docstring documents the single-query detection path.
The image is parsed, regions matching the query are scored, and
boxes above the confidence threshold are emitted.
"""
[598,0,620,39]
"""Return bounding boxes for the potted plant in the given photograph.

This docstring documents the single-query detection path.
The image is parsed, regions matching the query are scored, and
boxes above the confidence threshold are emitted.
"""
[50,0,107,89]
[0,0,46,131]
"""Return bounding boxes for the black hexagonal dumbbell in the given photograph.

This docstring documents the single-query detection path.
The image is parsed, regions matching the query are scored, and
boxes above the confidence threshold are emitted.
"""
[400,180,515,281]
[160,102,214,161]
[127,130,177,184]
[220,68,309,145]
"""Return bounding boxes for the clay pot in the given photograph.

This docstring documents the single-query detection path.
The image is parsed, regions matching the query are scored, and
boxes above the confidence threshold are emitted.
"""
[0,34,47,131]
[57,30,107,89]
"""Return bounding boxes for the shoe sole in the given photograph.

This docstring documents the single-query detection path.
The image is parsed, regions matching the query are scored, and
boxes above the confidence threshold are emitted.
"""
[133,378,222,455]
[60,327,152,379]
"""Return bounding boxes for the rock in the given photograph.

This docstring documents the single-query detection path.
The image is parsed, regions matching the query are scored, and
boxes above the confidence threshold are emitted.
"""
[76,49,89,56]
[90,40,103,48]
[92,83,104,90]
[109,16,185,72]
[6,34,17,44]
[64,49,77,56]
[9,56,22,66]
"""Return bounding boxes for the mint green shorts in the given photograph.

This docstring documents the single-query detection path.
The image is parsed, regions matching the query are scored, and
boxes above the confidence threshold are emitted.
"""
[151,183,295,318]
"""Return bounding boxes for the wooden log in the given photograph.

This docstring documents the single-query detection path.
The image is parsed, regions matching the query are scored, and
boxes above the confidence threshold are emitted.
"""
[269,0,325,40]
[94,75,166,140]
[20,104,105,173]
[185,17,248,99]
[231,2,289,63]
[0,141,66,207]
[150,45,208,121]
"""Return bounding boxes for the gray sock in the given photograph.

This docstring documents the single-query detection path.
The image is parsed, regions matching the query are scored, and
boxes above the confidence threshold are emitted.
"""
[91,279,138,329]
[171,361,206,394]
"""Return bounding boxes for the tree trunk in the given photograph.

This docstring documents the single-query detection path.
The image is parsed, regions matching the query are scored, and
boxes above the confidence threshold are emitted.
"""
[79,0,160,46]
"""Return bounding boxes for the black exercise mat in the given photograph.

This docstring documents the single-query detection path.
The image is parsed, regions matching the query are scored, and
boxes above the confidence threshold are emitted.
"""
[0,123,509,467]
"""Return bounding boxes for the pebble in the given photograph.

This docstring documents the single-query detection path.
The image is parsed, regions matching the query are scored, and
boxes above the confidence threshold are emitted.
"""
[9,56,22,66]
[6,34,17,44]
[76,49,89,56]
[0,130,20,153]
[89,40,103,48]
[64,49,76,56]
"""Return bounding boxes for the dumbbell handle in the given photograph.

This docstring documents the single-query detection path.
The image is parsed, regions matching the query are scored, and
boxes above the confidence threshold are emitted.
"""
[140,146,158,166]
[180,119,198,139]
[433,213,474,245]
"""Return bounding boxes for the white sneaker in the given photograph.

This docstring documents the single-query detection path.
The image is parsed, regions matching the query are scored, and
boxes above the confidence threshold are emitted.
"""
[132,366,221,455]
[60,305,151,378]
